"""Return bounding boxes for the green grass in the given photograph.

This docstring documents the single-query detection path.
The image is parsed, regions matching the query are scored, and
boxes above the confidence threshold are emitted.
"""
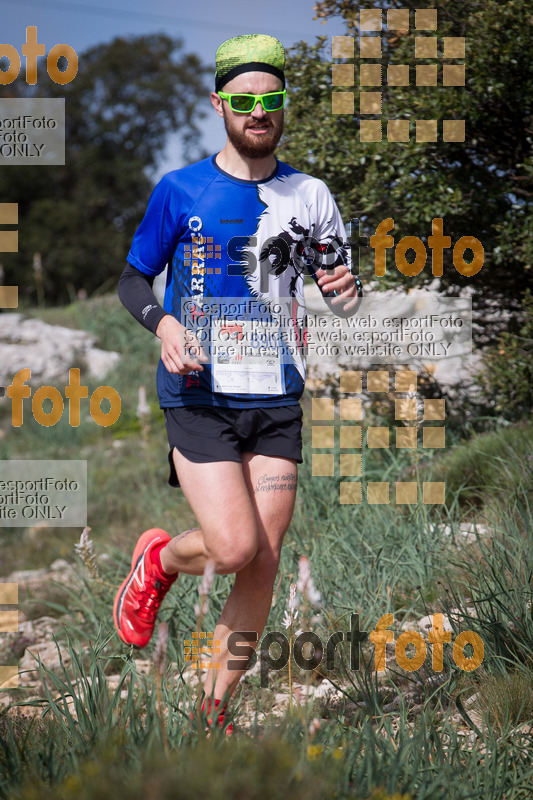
[2,631,533,799]
[1,295,533,799]
[476,668,533,734]
[425,423,533,510]
[2,480,532,798]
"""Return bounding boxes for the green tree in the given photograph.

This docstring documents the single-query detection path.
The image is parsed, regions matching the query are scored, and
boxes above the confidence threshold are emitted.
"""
[279,0,533,346]
[0,34,209,303]
[475,290,533,420]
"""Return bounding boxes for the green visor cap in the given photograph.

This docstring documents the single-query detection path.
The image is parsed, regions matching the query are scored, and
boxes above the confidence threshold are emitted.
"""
[215,34,286,92]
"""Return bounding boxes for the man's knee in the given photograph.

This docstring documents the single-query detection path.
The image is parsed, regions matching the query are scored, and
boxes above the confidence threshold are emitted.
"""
[211,537,258,574]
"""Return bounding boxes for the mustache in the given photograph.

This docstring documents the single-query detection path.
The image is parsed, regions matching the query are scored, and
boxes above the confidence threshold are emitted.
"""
[246,121,279,131]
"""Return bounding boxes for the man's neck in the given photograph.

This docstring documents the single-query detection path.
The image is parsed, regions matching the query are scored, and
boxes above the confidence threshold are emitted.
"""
[215,144,277,182]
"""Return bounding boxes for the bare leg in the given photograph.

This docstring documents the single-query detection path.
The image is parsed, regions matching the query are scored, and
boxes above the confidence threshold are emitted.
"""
[203,453,298,700]
[159,452,260,576]
[160,448,297,702]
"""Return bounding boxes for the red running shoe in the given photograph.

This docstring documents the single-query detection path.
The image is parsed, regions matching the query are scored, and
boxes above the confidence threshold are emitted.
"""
[113,528,177,648]
[190,698,234,736]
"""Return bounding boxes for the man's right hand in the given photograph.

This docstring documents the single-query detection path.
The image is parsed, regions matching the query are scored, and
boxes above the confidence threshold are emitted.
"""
[155,315,209,375]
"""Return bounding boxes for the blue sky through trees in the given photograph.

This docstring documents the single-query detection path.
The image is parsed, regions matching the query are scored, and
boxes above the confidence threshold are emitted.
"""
[2,0,346,171]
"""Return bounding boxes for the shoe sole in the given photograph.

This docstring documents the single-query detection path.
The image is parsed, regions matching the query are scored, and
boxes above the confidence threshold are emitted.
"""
[113,528,171,647]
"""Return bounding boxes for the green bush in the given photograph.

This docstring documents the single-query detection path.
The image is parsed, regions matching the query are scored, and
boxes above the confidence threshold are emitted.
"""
[425,423,533,508]
[476,290,533,422]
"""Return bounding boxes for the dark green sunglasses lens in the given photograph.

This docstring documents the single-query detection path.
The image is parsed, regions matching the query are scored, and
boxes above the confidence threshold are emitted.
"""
[231,95,255,112]
[263,92,284,110]
[227,93,285,112]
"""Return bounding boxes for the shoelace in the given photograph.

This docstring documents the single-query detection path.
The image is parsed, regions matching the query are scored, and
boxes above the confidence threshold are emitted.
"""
[136,578,168,621]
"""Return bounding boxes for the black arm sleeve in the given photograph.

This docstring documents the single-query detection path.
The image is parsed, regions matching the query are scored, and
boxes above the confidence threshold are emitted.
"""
[118,262,170,335]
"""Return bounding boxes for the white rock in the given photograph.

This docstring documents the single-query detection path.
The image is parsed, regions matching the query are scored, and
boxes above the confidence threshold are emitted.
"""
[314,679,342,700]
[4,568,50,584]
[245,660,262,678]
[17,620,36,638]
[457,522,492,541]
[19,639,71,675]
[463,692,480,711]
[303,285,480,388]
[84,347,120,380]
[132,659,152,675]
[429,522,492,544]
[19,615,57,635]
[0,314,119,384]
[50,559,71,572]
[398,619,421,633]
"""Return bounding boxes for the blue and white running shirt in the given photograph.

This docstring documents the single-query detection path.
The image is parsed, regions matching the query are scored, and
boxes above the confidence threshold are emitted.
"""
[127,155,350,408]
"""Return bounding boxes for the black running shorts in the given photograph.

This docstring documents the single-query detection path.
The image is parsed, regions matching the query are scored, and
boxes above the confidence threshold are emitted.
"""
[164,404,303,487]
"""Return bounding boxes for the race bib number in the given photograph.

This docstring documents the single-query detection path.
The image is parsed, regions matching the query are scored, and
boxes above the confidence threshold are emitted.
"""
[211,318,282,395]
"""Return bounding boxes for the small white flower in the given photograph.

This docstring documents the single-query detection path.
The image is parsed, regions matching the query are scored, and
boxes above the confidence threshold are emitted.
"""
[297,556,311,595]
[308,586,322,606]
[288,582,298,612]
[297,556,321,607]
[194,601,209,618]
[283,608,298,629]
[283,583,301,628]
[74,527,98,576]
[74,527,94,559]
[198,559,216,597]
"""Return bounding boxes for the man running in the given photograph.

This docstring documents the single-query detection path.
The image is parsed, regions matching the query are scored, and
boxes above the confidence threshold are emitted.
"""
[113,33,360,729]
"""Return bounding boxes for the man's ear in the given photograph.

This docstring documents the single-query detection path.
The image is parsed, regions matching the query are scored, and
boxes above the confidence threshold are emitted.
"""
[211,92,224,118]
